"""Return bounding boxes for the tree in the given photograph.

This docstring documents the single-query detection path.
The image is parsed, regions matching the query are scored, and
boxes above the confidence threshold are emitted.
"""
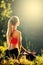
[0,0,14,45]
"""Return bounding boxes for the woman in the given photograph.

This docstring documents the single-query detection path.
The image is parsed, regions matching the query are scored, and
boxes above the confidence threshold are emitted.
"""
[5,16,36,60]
[5,16,27,59]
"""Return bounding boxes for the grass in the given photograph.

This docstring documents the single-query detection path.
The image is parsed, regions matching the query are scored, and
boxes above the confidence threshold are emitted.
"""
[0,55,43,65]
[0,46,43,65]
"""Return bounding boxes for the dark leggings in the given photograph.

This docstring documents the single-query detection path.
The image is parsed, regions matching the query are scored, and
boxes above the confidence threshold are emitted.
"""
[5,48,18,59]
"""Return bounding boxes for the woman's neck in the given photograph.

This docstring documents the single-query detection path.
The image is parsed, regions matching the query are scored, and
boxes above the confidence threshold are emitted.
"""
[12,25,17,32]
[13,26,17,31]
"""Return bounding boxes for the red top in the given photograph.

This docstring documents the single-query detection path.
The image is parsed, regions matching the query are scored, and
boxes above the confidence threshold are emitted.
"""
[10,30,18,45]
[10,36,18,45]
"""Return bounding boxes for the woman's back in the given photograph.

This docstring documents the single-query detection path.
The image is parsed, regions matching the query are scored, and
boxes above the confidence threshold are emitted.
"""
[7,30,21,50]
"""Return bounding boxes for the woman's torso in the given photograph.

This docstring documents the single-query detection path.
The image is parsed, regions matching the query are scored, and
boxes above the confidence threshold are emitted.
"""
[8,30,20,50]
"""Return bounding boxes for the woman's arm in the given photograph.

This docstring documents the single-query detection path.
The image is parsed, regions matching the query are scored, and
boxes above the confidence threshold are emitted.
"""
[19,32,31,54]
[19,32,28,53]
[6,31,11,50]
[21,45,31,54]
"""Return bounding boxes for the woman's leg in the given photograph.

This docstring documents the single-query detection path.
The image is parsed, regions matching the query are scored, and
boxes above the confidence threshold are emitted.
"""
[5,49,10,57]
[10,48,18,59]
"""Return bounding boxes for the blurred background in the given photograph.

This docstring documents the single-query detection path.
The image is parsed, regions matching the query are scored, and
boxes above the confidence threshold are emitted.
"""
[0,0,43,55]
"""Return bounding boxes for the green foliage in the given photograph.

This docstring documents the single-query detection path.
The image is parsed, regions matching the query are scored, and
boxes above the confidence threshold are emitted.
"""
[0,0,13,21]
[0,0,14,45]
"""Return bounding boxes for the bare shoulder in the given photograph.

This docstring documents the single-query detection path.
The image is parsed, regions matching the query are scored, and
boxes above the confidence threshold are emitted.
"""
[17,30,21,35]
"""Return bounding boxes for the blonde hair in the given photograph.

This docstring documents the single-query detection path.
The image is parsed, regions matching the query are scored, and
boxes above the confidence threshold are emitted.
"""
[7,16,20,38]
